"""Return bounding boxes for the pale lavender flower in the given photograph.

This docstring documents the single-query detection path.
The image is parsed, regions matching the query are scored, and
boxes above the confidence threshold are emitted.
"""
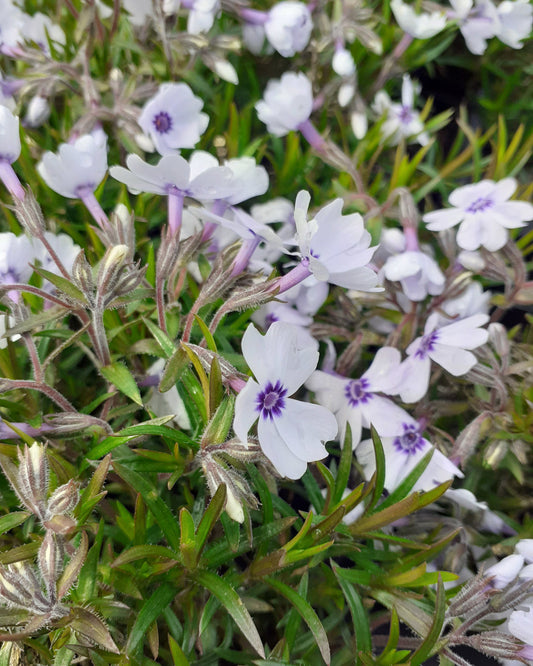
[332,47,356,77]
[391,0,447,38]
[0,106,24,199]
[37,129,109,230]
[264,1,313,56]
[233,322,337,479]
[275,191,379,294]
[255,72,313,137]
[448,0,500,54]
[445,488,508,533]
[356,423,463,492]
[497,0,533,49]
[24,96,50,128]
[373,74,429,146]
[382,249,445,301]
[392,313,489,403]
[433,281,491,327]
[138,83,209,155]
[306,347,416,447]
[485,554,524,588]
[509,606,533,644]
[0,232,35,302]
[423,178,533,251]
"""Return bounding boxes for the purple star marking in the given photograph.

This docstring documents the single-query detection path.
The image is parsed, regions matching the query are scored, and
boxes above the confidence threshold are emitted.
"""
[466,197,494,213]
[256,380,288,420]
[393,423,426,455]
[153,111,173,134]
[414,331,439,359]
[345,378,372,407]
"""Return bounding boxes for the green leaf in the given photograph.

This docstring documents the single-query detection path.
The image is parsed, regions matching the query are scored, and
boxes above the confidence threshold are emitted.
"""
[101,362,142,406]
[159,346,190,393]
[168,635,190,665]
[33,266,87,303]
[366,427,386,513]
[112,545,180,568]
[126,585,177,655]
[208,356,223,417]
[195,484,226,560]
[266,577,330,665]
[112,462,181,552]
[409,577,446,665]
[333,567,371,662]
[69,605,119,654]
[193,570,265,658]
[143,318,176,357]
[193,314,217,352]
[333,424,353,505]
[0,511,30,536]
[57,531,89,600]
[180,508,196,569]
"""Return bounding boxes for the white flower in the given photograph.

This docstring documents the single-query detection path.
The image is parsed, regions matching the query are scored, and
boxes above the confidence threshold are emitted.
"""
[382,249,445,301]
[373,75,429,146]
[393,313,489,403]
[449,0,500,54]
[391,0,447,38]
[0,106,21,163]
[252,278,328,329]
[509,606,533,644]
[291,191,380,291]
[332,47,356,77]
[445,488,508,533]
[110,152,234,200]
[220,156,269,205]
[233,322,337,479]
[22,12,65,51]
[37,129,108,199]
[138,83,209,154]
[264,1,313,57]
[123,0,155,26]
[188,0,220,34]
[356,423,463,492]
[497,0,533,49]
[0,6,64,55]
[423,178,533,251]
[306,347,416,447]
[433,281,491,327]
[255,72,313,137]
[516,540,533,563]
[0,232,35,302]
[485,554,524,588]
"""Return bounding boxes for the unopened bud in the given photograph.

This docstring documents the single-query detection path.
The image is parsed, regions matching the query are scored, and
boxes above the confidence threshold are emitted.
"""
[38,530,61,602]
[13,187,45,236]
[43,513,77,535]
[488,323,510,360]
[350,111,367,139]
[468,631,527,660]
[44,412,113,435]
[450,412,492,466]
[48,479,79,516]
[96,244,129,306]
[17,443,49,519]
[134,132,154,152]
[72,250,95,305]
[25,96,50,128]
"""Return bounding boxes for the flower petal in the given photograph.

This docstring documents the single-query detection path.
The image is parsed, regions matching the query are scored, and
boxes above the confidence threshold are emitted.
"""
[258,417,307,479]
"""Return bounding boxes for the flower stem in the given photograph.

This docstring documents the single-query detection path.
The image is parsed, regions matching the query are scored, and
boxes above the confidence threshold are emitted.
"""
[0,161,25,200]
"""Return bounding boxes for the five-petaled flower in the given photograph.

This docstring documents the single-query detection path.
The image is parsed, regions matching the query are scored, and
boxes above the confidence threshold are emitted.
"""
[233,322,337,479]
[423,178,533,251]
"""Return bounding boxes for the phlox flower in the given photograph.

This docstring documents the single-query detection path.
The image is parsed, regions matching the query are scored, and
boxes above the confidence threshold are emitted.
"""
[485,554,524,588]
[448,0,500,54]
[445,488,509,534]
[509,606,533,658]
[433,281,491,327]
[392,313,489,403]
[391,0,447,38]
[0,232,35,302]
[382,248,445,302]
[233,322,337,479]
[252,278,329,330]
[423,178,533,251]
[306,347,416,448]
[164,0,220,34]
[373,74,429,146]
[276,190,379,293]
[356,422,463,492]
[497,0,533,49]
[264,1,313,56]
[255,72,313,137]
[138,83,209,155]
[37,129,108,199]
[0,106,24,199]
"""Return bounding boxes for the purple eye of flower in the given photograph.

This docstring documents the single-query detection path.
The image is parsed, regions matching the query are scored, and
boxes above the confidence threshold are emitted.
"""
[393,423,426,455]
[398,105,413,124]
[466,197,493,213]
[414,331,439,359]
[153,111,173,134]
[256,380,287,420]
[345,378,372,407]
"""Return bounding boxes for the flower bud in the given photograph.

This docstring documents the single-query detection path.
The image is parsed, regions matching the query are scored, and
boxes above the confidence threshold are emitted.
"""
[48,479,80,516]
[350,111,368,139]
[25,96,50,128]
[38,530,61,602]
[96,244,129,307]
[17,443,49,519]
[12,187,45,236]
[72,250,95,306]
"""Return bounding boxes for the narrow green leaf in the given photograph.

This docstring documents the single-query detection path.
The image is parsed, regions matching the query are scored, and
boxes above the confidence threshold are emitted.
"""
[69,606,119,654]
[143,318,176,357]
[101,362,142,406]
[112,545,180,568]
[168,635,190,665]
[193,314,217,352]
[410,576,446,665]
[193,570,265,658]
[284,571,308,654]
[126,585,177,655]
[366,427,385,513]
[333,567,371,660]
[377,449,435,510]
[112,463,181,552]
[0,511,30,535]
[195,484,226,559]
[159,346,190,393]
[180,508,196,569]
[333,424,353,505]
[33,266,86,303]
[266,577,330,665]
[208,356,223,417]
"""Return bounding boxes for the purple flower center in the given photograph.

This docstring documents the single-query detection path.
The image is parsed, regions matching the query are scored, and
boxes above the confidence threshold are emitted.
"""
[264,313,279,327]
[256,380,287,420]
[466,197,493,213]
[398,105,413,124]
[153,111,173,134]
[414,331,439,359]
[393,423,426,455]
[345,378,372,407]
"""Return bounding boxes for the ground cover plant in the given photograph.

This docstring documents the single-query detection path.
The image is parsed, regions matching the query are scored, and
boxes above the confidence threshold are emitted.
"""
[0,0,533,663]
